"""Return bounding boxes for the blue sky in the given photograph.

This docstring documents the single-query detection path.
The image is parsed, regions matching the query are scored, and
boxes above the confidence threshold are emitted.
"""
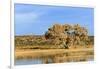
[15,3,94,36]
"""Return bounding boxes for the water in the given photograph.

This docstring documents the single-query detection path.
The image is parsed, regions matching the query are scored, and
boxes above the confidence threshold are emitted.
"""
[15,59,43,65]
[15,58,54,65]
[15,56,94,65]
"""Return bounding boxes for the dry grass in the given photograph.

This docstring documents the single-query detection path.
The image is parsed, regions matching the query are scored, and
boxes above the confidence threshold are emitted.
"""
[16,45,93,49]
[15,46,94,59]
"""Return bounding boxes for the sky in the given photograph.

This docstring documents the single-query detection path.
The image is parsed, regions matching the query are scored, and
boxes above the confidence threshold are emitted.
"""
[15,3,94,36]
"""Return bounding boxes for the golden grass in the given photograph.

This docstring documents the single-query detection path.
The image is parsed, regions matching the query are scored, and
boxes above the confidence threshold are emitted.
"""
[16,45,93,49]
[15,46,94,60]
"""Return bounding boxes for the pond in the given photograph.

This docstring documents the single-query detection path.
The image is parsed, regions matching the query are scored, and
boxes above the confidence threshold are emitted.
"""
[15,54,94,65]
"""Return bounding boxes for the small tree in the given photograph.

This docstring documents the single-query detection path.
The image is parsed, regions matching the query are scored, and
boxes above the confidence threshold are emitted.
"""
[45,23,89,48]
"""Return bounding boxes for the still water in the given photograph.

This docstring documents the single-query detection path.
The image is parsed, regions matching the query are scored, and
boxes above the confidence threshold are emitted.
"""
[15,56,94,65]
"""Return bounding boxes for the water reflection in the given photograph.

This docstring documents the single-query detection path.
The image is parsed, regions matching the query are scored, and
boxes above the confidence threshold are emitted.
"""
[15,52,94,65]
